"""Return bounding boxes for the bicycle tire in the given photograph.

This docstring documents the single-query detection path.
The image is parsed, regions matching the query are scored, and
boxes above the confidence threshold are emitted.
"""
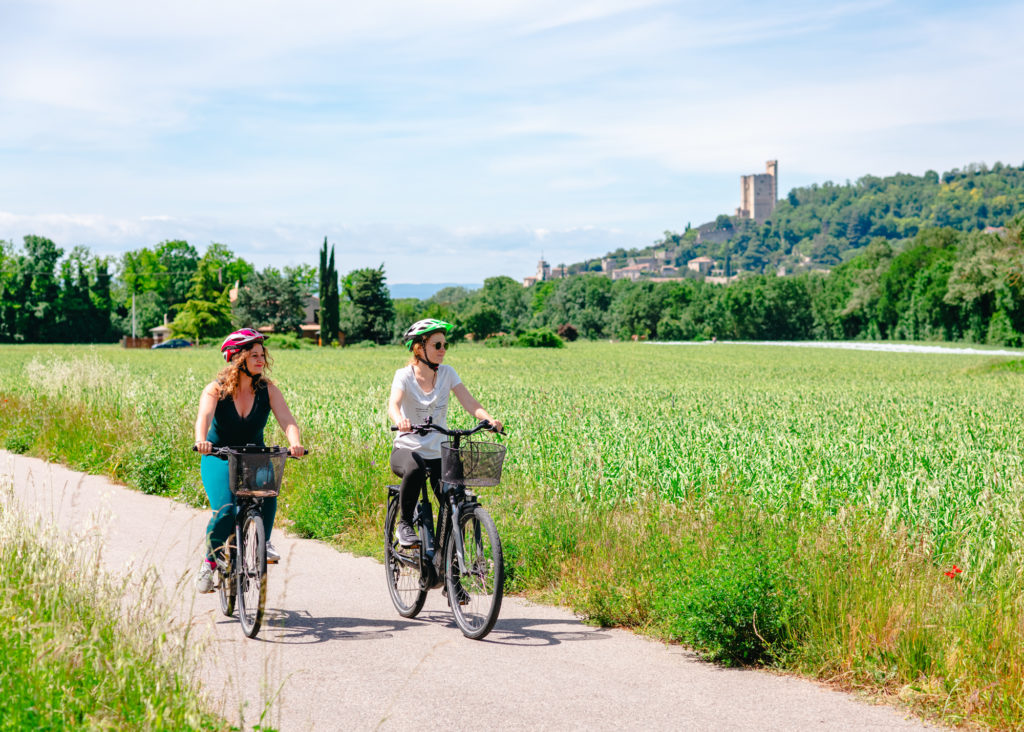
[237,510,267,638]
[384,496,427,618]
[217,564,235,617]
[445,506,503,640]
[216,537,236,617]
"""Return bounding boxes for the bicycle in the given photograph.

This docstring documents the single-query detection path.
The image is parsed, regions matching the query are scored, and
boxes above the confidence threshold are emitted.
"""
[194,444,306,639]
[385,418,506,640]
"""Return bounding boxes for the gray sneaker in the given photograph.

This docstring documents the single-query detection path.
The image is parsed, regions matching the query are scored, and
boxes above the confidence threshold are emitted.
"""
[266,542,280,564]
[196,562,215,593]
[397,521,420,547]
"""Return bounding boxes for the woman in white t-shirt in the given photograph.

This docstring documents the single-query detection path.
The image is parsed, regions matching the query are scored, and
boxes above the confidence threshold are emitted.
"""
[387,318,503,547]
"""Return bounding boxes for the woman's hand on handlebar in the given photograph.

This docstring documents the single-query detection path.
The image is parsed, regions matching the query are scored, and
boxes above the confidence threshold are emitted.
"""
[288,444,306,458]
[195,440,213,455]
[485,419,504,434]
[396,417,412,433]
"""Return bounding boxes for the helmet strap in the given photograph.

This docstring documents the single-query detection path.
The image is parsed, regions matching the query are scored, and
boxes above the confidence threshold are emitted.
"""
[415,354,439,372]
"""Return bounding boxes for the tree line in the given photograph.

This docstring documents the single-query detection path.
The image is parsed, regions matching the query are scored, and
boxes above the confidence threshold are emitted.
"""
[0,237,396,345]
[396,216,1024,346]
[2,205,1022,348]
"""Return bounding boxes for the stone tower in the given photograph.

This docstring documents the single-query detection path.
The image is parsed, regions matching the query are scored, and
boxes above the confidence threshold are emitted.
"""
[737,160,778,224]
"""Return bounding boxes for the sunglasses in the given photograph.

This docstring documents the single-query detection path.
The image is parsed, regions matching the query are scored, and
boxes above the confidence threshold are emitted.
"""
[431,341,451,352]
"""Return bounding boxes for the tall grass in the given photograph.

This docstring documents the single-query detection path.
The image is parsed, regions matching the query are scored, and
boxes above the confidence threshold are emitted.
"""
[1,342,1023,727]
[0,474,225,730]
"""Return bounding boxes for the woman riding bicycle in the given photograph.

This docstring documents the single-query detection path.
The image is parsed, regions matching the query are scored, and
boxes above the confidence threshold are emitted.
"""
[193,328,305,593]
[388,319,502,547]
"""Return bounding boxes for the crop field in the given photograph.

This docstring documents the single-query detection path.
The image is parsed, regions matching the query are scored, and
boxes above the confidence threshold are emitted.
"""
[1,341,1023,728]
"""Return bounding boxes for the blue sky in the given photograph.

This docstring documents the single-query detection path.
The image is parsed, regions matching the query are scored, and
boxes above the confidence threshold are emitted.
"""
[1,0,1022,284]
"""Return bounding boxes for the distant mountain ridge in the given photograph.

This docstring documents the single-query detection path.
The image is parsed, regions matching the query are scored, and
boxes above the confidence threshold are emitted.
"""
[389,282,481,300]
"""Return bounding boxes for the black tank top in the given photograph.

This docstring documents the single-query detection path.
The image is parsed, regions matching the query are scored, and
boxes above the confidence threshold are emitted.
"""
[206,385,272,448]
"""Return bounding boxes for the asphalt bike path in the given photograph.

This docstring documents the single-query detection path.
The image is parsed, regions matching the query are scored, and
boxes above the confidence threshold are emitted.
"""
[1,450,939,731]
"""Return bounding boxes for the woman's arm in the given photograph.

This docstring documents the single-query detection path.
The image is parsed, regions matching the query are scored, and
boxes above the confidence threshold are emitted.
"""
[268,384,305,457]
[452,383,502,432]
[194,382,219,454]
[388,385,411,432]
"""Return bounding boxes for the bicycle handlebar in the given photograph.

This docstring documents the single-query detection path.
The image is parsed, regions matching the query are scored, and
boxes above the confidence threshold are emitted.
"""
[390,417,505,437]
[192,445,309,458]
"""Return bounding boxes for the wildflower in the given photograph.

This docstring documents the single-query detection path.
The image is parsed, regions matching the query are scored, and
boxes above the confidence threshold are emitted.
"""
[943,565,963,579]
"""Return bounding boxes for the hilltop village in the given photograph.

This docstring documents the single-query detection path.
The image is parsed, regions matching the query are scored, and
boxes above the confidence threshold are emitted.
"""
[522,161,782,287]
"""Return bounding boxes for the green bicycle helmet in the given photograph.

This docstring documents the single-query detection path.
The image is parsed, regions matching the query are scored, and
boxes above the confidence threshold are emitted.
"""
[402,318,454,349]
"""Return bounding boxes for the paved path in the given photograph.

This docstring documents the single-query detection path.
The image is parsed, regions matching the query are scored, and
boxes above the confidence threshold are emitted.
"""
[1,451,938,731]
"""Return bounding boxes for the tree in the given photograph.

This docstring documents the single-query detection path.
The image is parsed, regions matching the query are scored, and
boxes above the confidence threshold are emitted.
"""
[171,295,232,343]
[341,265,394,344]
[188,243,253,302]
[318,239,340,345]
[22,235,63,342]
[478,275,529,333]
[155,240,199,313]
[233,267,306,333]
[284,263,318,296]
[463,303,502,341]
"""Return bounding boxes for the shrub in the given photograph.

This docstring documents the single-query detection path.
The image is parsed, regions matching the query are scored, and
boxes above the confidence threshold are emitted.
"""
[126,445,175,496]
[3,426,33,454]
[265,333,312,350]
[517,328,564,348]
[484,334,518,348]
[557,323,579,342]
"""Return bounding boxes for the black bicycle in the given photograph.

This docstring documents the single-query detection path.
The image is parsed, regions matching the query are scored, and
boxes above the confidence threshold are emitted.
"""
[385,419,506,640]
[195,445,304,638]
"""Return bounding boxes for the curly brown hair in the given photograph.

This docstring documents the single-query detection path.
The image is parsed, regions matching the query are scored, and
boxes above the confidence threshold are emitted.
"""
[215,343,274,399]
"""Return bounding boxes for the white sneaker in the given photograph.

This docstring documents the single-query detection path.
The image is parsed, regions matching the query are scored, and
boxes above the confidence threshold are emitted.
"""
[266,542,280,564]
[196,562,215,593]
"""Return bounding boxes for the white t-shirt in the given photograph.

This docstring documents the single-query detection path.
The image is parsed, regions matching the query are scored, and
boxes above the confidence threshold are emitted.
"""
[391,364,462,459]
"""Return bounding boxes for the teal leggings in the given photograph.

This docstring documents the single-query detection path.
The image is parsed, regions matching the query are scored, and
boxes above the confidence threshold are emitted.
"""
[200,454,277,562]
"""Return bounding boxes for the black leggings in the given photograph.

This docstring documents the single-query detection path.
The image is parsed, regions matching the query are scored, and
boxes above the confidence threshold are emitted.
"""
[390,448,442,525]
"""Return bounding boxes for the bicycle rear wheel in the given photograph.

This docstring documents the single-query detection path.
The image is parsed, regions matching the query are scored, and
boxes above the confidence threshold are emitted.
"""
[384,495,427,618]
[237,510,267,638]
[445,506,503,640]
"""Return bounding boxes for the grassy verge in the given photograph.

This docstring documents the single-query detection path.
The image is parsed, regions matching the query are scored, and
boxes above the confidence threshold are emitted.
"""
[0,478,226,730]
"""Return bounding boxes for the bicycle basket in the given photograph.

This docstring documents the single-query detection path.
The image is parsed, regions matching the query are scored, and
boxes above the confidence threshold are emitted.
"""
[440,440,506,487]
[225,446,289,498]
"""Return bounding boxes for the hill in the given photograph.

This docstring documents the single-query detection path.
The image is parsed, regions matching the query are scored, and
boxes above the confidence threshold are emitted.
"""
[567,161,1024,277]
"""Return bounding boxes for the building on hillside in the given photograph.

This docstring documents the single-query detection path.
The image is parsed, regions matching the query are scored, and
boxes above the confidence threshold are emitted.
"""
[522,258,567,287]
[736,160,778,224]
[695,222,734,245]
[705,274,739,285]
[687,256,715,275]
[611,263,649,281]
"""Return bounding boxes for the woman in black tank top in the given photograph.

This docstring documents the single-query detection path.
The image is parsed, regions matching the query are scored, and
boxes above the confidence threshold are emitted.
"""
[192,330,306,593]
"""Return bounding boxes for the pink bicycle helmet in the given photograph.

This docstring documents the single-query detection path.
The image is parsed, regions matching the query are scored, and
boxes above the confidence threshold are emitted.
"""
[220,328,265,362]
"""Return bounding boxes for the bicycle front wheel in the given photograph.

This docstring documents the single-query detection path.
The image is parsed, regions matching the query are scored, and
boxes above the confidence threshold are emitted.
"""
[445,506,504,640]
[217,538,235,617]
[236,510,267,638]
[217,564,235,617]
[385,496,427,618]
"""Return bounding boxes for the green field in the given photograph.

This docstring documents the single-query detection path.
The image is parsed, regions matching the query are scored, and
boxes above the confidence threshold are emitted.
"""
[1,341,1022,728]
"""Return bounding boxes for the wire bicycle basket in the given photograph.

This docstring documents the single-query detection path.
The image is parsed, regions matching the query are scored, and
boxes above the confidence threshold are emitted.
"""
[441,440,506,487]
[224,446,289,497]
